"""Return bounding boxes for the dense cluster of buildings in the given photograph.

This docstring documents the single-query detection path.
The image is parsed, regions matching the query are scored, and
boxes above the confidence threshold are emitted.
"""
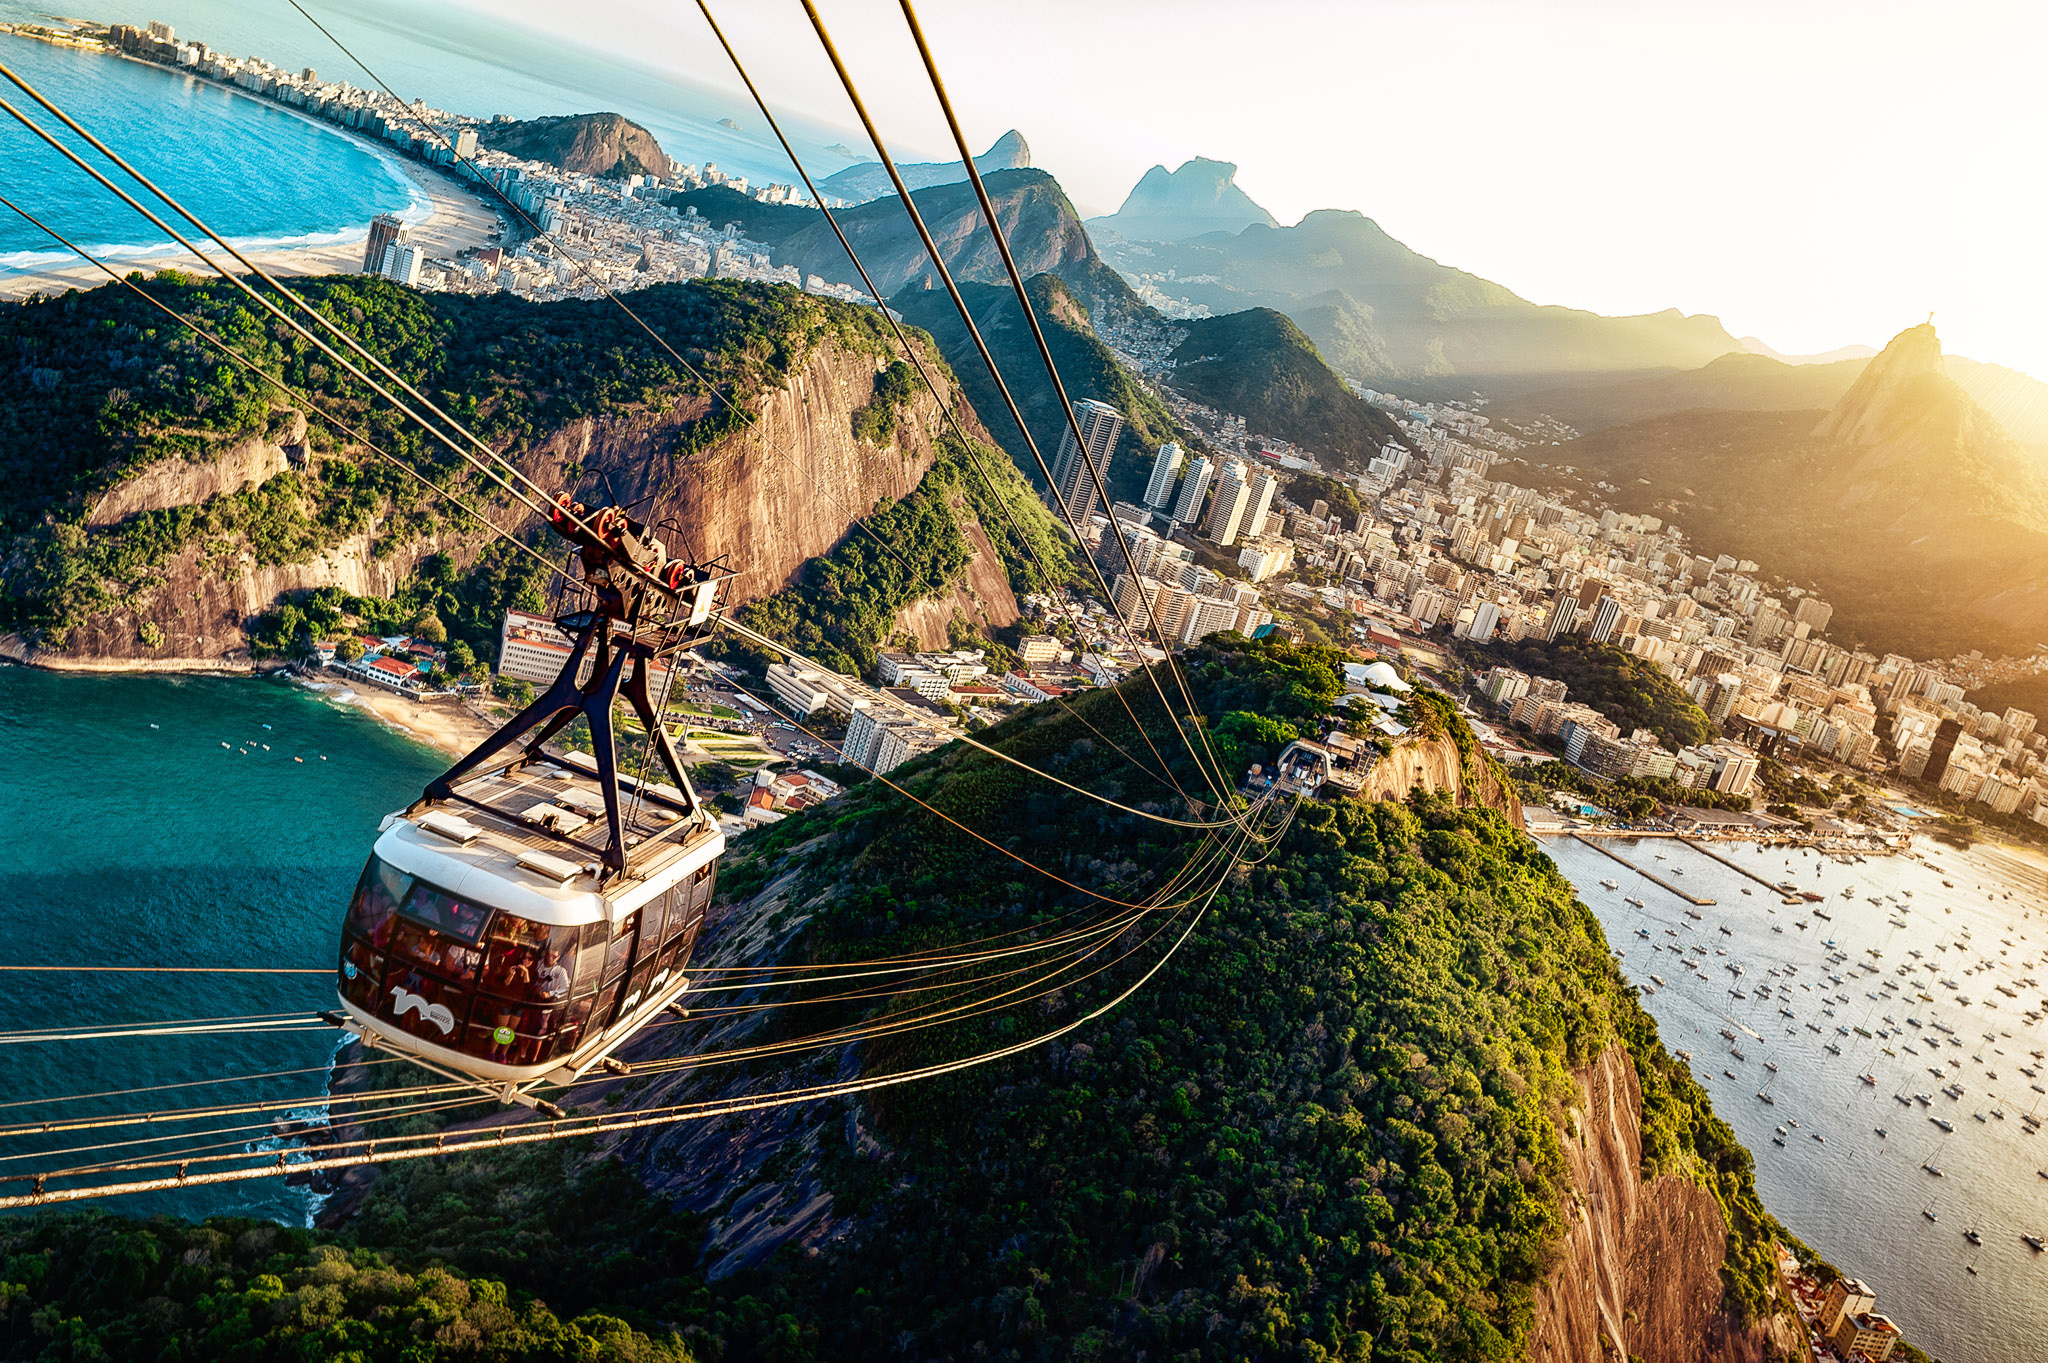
[98,19,858,305]
[315,632,456,695]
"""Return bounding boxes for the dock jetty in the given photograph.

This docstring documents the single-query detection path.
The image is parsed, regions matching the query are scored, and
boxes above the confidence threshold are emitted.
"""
[1570,834,1716,906]
[1677,838,1794,894]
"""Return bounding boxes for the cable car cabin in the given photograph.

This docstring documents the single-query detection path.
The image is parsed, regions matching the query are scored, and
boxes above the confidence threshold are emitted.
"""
[334,750,723,1087]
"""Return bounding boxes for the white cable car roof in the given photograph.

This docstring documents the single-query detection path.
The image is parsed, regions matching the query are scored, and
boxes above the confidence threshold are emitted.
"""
[375,752,723,927]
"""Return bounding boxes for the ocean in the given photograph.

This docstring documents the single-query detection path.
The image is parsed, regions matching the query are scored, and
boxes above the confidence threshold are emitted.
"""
[1545,832,2048,1363]
[0,666,444,1224]
[0,0,882,278]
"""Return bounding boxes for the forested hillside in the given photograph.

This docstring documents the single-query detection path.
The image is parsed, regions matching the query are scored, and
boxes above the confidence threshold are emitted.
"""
[0,273,1053,670]
[892,273,1195,509]
[0,637,1796,1360]
[1169,308,1409,470]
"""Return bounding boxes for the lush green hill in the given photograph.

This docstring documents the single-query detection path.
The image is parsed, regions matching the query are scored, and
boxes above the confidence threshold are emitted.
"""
[891,272,1194,510]
[1463,634,1714,751]
[1170,308,1409,471]
[0,274,930,651]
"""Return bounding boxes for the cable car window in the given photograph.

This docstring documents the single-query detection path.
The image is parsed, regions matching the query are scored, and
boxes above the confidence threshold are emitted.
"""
[400,886,491,943]
[549,996,596,1061]
[572,923,607,997]
[388,920,482,983]
[603,912,638,980]
[480,916,579,1003]
[345,855,411,950]
[339,938,383,1009]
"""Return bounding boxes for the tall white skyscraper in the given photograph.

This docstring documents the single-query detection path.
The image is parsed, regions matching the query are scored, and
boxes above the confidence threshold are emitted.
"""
[1170,455,1213,526]
[1205,461,1255,547]
[1048,399,1124,523]
[1244,469,1280,539]
[381,242,424,288]
[1142,442,1184,511]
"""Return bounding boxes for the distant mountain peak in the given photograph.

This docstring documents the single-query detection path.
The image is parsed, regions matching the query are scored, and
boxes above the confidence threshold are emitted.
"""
[817,131,1031,205]
[1811,323,1949,445]
[1087,157,1278,242]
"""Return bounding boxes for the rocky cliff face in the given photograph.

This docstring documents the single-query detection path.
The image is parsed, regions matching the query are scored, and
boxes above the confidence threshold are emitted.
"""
[7,334,1013,669]
[1357,730,1525,829]
[477,112,671,179]
[1527,1047,1792,1363]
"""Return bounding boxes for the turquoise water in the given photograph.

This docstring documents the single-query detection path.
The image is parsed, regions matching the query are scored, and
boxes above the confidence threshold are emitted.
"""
[0,26,423,272]
[0,667,444,1223]
[0,0,886,275]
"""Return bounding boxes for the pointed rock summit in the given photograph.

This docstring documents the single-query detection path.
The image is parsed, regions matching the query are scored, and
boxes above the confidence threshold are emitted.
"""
[1087,157,1279,242]
[817,131,1031,205]
[1811,322,1950,445]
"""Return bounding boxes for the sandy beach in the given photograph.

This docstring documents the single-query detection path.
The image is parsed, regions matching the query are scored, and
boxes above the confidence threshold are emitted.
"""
[0,136,507,301]
[300,676,498,759]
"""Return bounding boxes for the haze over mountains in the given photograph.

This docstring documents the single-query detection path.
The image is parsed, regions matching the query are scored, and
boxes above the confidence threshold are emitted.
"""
[1513,324,2048,658]
[1086,157,1278,241]
[817,130,1031,206]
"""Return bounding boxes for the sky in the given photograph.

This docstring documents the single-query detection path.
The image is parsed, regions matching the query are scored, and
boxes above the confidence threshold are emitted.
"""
[438,0,2045,376]
[77,0,2048,376]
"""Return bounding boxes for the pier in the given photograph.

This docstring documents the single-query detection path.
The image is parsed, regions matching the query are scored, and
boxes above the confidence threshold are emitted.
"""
[1678,838,1795,894]
[1571,834,1716,906]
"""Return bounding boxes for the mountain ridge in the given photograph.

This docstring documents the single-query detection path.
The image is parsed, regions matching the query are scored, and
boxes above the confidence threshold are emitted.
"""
[1089,197,1743,385]
[816,130,1030,205]
[1509,324,2048,657]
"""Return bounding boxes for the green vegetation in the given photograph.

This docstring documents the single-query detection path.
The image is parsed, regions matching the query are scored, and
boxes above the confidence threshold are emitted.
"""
[0,1213,692,1361]
[892,274,1192,510]
[1169,308,1409,472]
[848,359,916,445]
[248,540,553,666]
[1465,634,1713,752]
[1286,468,1364,523]
[0,274,902,645]
[1517,759,1751,821]
[724,434,1075,678]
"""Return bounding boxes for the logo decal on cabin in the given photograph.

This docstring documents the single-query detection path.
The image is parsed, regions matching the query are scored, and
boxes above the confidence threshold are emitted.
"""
[390,985,455,1034]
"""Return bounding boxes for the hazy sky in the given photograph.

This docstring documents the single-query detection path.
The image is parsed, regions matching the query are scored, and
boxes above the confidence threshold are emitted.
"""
[384,1,2047,376]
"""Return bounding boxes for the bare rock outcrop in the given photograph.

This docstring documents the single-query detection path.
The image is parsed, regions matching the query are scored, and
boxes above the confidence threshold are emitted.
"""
[1356,730,1525,829]
[86,419,297,527]
[1528,1047,1789,1363]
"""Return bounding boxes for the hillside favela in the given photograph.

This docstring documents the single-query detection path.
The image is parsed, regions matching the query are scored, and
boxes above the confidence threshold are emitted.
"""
[0,2,2043,1360]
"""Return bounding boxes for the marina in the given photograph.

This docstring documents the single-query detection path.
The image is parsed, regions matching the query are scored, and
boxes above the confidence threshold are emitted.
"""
[1547,830,2048,1363]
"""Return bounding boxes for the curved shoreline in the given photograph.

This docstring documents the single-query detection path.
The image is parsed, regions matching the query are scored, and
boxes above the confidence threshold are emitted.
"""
[0,36,504,298]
